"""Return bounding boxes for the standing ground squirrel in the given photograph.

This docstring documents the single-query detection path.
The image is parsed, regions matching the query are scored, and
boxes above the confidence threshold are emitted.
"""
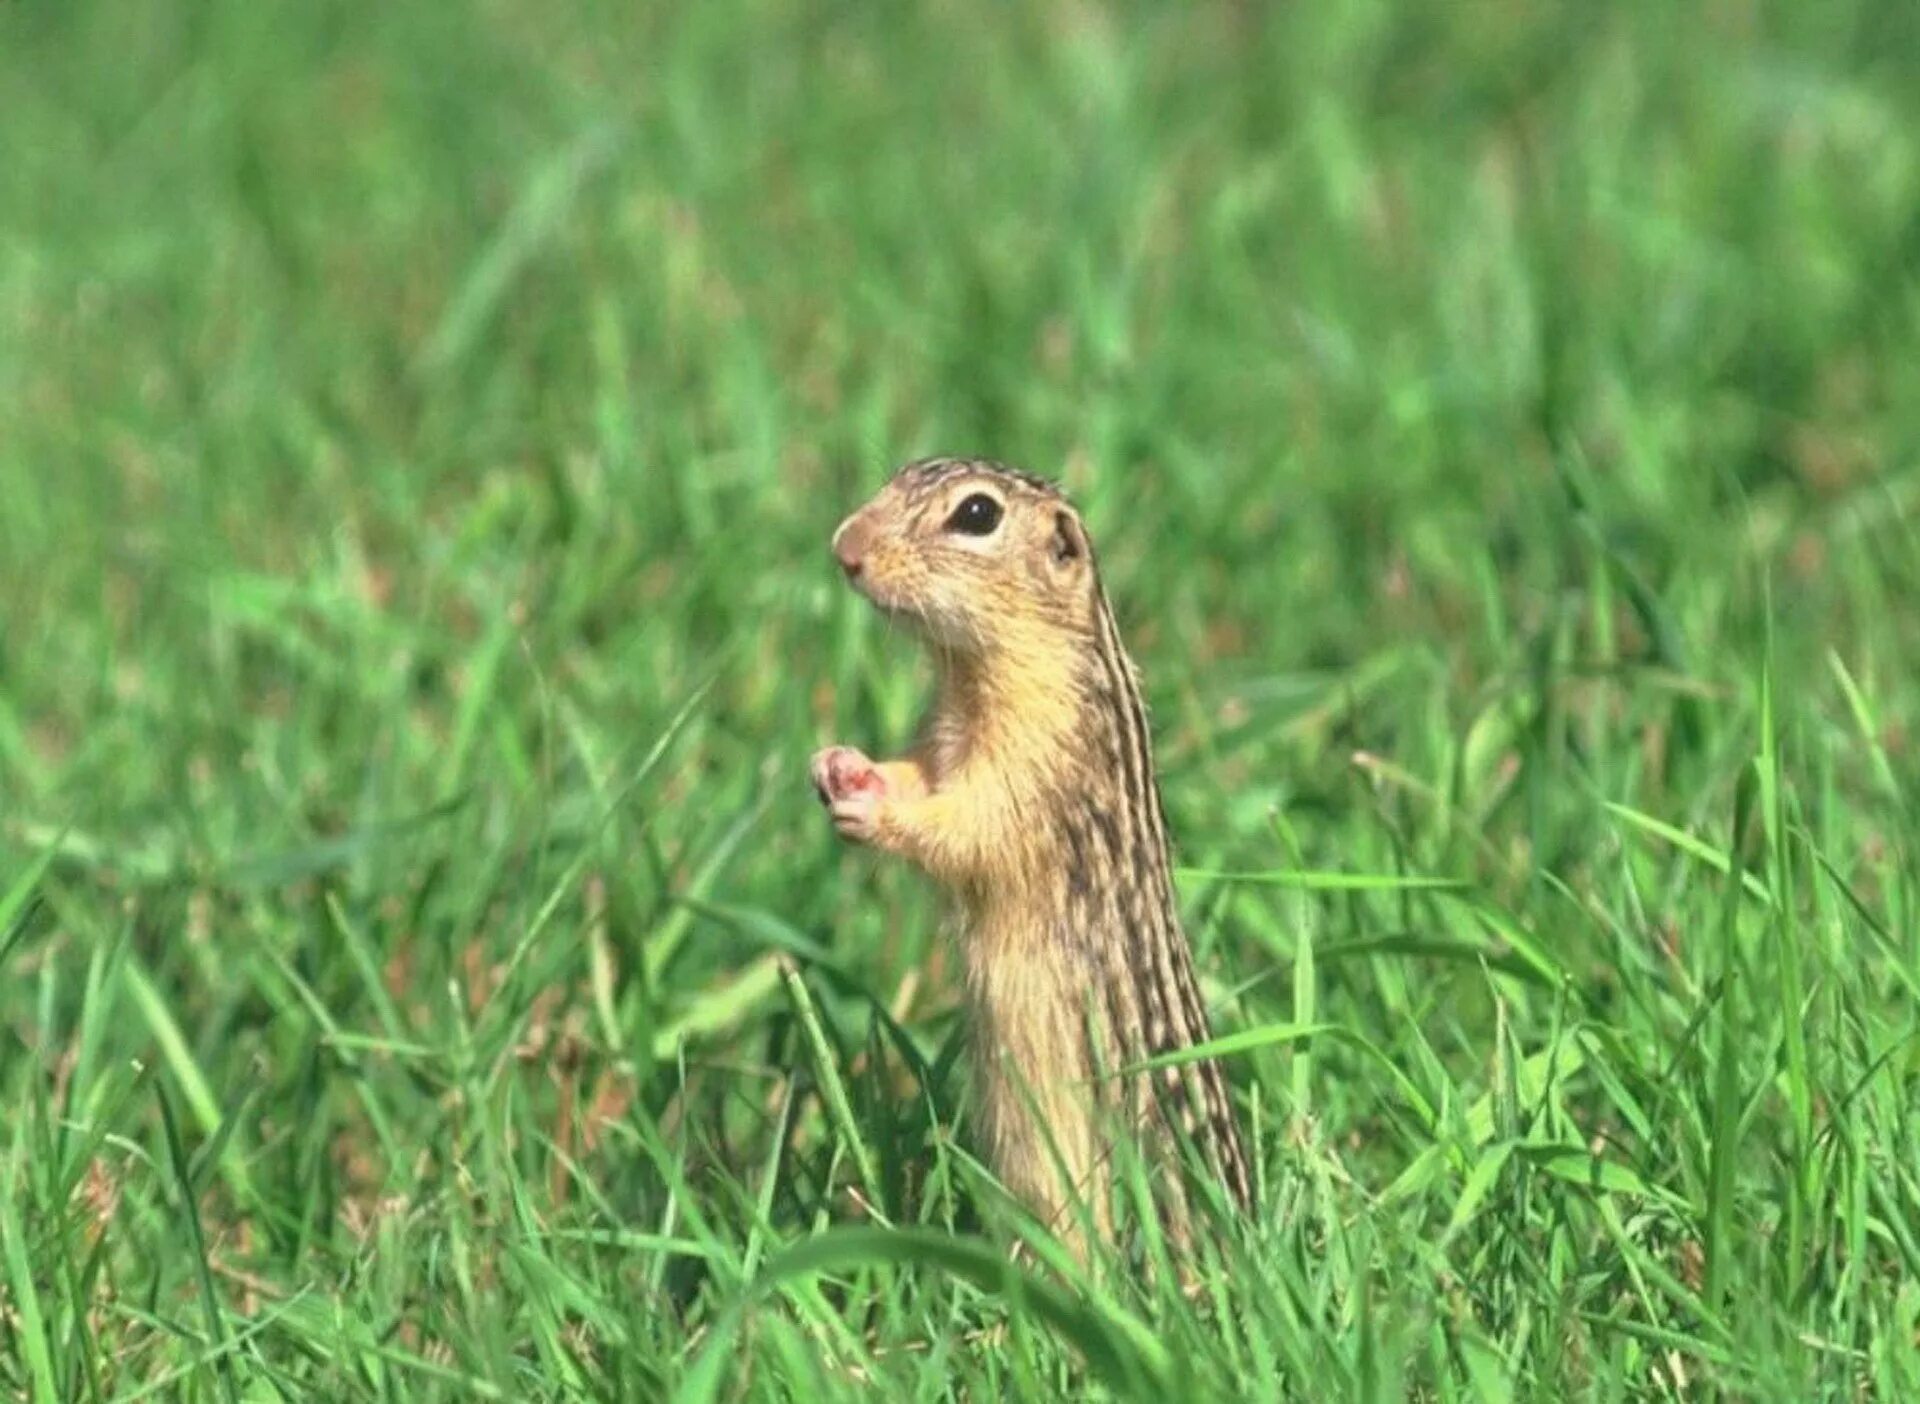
[811,457,1252,1243]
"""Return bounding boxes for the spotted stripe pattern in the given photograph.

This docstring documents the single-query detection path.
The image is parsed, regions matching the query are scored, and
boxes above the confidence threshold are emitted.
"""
[891,457,1253,1213]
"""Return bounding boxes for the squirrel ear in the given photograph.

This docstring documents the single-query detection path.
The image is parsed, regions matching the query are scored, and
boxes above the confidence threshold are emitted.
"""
[1050,509,1085,565]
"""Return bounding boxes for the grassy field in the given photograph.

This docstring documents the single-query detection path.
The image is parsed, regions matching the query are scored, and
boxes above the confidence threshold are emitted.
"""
[4,0,1919,1397]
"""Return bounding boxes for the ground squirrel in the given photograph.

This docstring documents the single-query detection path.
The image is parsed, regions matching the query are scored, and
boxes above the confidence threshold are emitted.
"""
[811,457,1252,1243]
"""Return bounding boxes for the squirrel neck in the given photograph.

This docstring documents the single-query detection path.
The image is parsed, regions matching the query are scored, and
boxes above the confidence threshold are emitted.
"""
[936,634,1093,773]
[936,599,1161,820]
[932,589,1181,917]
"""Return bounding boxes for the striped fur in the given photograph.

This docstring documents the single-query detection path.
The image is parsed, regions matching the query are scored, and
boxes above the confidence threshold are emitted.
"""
[822,458,1251,1240]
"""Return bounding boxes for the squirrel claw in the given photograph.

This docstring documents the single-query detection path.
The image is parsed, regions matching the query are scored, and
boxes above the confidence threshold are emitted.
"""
[813,746,888,845]
[828,792,885,844]
[811,746,885,804]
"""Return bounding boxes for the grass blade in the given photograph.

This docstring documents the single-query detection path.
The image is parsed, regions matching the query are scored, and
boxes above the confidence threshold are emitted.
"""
[155,1082,240,1404]
[780,961,886,1219]
[678,1227,1171,1403]
[1602,801,1774,906]
[1177,868,1470,892]
[2,1124,58,1404]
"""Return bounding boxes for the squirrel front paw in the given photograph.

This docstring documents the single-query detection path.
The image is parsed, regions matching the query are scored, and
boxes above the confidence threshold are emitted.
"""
[810,745,888,844]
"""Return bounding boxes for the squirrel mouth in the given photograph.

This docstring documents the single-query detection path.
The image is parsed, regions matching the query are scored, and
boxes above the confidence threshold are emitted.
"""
[853,580,916,622]
[848,576,939,635]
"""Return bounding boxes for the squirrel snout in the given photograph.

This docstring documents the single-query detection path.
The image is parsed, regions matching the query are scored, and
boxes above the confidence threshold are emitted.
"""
[831,516,870,578]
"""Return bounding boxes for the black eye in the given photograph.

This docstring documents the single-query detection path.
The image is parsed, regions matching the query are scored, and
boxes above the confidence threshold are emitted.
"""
[945,493,1003,536]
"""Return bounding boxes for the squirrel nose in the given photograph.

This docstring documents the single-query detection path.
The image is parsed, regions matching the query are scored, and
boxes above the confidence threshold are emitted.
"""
[831,518,867,578]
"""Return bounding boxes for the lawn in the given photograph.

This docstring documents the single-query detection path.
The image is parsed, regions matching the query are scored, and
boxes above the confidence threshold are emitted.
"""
[3,1,1918,1398]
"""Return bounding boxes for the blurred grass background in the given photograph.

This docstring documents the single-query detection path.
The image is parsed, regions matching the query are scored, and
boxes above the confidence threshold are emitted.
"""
[3,0,1918,1398]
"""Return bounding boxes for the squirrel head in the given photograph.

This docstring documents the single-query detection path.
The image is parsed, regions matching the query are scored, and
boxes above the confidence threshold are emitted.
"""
[831,458,1099,657]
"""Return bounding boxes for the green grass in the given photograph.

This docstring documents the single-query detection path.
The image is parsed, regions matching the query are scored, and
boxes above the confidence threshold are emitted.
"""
[3,0,1919,1397]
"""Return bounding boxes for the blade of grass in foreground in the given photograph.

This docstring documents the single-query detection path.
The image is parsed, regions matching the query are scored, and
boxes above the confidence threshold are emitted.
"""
[1175,867,1470,891]
[0,830,61,970]
[652,952,784,1058]
[122,954,257,1206]
[156,1082,240,1404]
[1125,1021,1439,1133]
[1758,616,1812,1296]
[1127,1022,1336,1071]
[2,1127,58,1404]
[1315,934,1555,987]
[676,1227,1172,1403]
[1603,800,1773,906]
[1702,769,1757,1315]
[781,961,886,1219]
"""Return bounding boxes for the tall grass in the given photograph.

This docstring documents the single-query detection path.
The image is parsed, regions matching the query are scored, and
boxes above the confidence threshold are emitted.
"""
[3,1,1917,1397]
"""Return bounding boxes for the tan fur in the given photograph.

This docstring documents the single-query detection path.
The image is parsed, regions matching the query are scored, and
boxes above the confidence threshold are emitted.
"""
[813,458,1250,1246]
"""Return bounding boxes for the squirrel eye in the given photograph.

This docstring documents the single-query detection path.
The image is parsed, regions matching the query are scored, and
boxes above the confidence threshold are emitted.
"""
[944,493,1004,537]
